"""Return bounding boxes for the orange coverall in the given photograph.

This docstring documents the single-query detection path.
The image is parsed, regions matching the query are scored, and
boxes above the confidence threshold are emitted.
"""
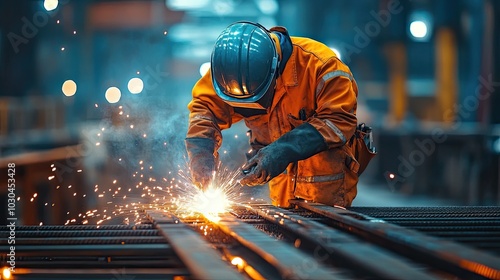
[187,27,359,208]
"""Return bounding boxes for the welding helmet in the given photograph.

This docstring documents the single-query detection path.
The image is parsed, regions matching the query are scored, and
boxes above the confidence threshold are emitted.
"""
[211,21,279,110]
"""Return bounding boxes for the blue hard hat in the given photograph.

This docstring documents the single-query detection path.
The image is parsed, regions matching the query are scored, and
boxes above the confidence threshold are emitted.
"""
[211,21,279,109]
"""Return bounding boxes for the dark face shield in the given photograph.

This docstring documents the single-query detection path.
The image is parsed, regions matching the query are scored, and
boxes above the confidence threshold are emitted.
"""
[219,71,277,110]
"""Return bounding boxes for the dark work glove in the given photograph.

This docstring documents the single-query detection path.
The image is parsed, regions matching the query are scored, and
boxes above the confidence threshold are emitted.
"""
[185,137,215,190]
[240,123,327,186]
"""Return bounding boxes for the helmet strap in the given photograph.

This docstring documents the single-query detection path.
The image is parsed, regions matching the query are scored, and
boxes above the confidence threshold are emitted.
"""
[270,32,282,62]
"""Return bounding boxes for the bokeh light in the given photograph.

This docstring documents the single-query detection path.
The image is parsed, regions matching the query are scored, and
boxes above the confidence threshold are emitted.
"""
[105,87,121,103]
[330,47,341,60]
[410,21,428,38]
[127,77,144,94]
[256,0,279,15]
[231,257,244,268]
[44,0,58,11]
[62,80,77,96]
[2,267,12,279]
[199,62,211,77]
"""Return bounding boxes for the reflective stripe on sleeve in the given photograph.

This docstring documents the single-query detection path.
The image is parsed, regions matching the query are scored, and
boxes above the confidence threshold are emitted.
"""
[191,114,214,122]
[324,119,347,145]
[315,70,353,97]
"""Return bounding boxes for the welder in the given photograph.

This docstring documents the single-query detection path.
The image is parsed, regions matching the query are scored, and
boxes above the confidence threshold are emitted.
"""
[186,21,363,208]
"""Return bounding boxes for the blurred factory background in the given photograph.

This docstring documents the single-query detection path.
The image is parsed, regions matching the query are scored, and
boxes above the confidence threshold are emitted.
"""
[0,0,500,226]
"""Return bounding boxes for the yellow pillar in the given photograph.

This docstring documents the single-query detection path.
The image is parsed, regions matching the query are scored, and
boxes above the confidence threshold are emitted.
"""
[386,43,407,124]
[0,98,8,135]
[435,28,458,123]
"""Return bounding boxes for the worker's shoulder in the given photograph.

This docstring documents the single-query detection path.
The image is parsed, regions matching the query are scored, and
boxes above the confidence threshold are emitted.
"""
[290,36,337,64]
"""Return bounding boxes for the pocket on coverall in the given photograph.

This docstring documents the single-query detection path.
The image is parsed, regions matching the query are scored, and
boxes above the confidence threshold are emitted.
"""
[294,148,352,207]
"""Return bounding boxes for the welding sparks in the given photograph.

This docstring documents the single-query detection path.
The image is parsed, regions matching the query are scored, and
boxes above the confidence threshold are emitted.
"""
[2,267,12,279]
[34,100,252,228]
[173,165,244,222]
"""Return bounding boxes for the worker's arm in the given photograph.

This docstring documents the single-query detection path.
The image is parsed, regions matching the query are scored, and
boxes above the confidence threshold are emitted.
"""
[307,57,358,149]
[240,58,357,186]
[186,71,241,189]
[240,122,327,186]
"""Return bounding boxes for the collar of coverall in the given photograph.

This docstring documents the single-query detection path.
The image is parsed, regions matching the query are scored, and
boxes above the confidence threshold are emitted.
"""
[269,26,292,75]
[231,26,293,117]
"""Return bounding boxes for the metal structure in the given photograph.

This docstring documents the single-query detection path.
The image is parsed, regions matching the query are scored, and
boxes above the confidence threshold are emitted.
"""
[2,202,500,279]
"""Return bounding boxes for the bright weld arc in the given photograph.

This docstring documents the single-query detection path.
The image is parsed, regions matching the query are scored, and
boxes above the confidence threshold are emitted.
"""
[173,167,244,222]
[193,186,231,222]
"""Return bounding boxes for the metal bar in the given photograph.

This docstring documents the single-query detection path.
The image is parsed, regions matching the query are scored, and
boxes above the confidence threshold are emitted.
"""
[12,268,189,279]
[293,200,500,280]
[147,210,244,280]
[1,236,166,245]
[0,230,159,238]
[248,205,439,280]
[0,224,153,231]
[13,259,184,269]
[217,213,350,280]
[0,244,171,257]
[402,226,500,232]
[147,211,180,224]
[349,206,500,217]
[377,220,500,226]
[430,231,500,237]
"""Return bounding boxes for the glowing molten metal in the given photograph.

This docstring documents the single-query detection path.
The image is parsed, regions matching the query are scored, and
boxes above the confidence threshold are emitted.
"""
[191,185,232,222]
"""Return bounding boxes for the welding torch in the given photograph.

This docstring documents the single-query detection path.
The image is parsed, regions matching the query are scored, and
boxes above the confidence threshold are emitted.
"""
[241,164,256,175]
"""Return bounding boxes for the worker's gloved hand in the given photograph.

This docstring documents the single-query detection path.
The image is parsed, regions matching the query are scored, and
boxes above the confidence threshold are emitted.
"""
[185,137,215,190]
[240,145,286,186]
[240,123,327,186]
